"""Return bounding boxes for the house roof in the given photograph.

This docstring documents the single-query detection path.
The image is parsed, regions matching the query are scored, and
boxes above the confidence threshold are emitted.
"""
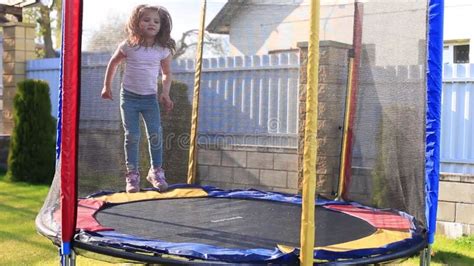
[206,0,248,34]
[207,0,308,34]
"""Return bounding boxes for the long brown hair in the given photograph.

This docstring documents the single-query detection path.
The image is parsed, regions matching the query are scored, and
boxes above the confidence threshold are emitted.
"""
[126,4,176,53]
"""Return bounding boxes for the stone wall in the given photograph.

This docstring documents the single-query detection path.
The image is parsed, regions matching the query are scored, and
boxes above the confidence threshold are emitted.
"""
[297,41,351,197]
[194,41,350,194]
[0,135,9,171]
[1,22,36,134]
[77,127,125,195]
[197,145,298,194]
[436,173,474,237]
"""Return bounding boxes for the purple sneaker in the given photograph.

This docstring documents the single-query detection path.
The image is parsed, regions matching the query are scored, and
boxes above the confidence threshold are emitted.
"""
[146,167,168,192]
[125,171,140,193]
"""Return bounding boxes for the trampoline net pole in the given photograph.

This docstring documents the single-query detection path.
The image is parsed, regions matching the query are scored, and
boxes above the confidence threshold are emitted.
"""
[300,0,320,265]
[337,57,354,200]
[187,0,207,184]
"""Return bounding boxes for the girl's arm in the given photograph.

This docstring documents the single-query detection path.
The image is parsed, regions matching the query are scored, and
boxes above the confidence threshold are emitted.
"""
[159,54,174,112]
[101,47,126,100]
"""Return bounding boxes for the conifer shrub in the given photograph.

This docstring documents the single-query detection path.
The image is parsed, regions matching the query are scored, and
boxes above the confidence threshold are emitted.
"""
[160,81,192,183]
[7,79,56,183]
[138,80,191,183]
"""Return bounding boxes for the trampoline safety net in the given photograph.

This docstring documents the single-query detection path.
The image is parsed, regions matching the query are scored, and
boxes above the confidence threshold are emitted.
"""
[36,0,435,264]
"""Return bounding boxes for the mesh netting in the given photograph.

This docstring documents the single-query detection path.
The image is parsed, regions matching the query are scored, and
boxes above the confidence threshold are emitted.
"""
[37,0,429,256]
[348,1,427,222]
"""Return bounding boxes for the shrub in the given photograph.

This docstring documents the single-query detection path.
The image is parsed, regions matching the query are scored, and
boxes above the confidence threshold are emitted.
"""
[160,80,192,183]
[7,79,56,183]
[138,80,191,183]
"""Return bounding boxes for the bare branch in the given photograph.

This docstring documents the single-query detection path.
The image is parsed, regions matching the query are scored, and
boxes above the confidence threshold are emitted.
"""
[174,29,228,59]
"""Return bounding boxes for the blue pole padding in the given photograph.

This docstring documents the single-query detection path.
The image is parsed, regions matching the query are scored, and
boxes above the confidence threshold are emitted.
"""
[426,0,444,245]
[55,0,65,161]
[61,242,71,256]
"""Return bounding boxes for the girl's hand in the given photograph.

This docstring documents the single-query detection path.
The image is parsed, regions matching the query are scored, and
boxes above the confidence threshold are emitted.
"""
[101,86,113,100]
[159,93,174,113]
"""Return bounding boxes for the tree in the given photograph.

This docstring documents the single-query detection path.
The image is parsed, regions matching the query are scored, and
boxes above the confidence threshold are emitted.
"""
[86,16,228,58]
[86,14,127,52]
[24,0,62,58]
[7,80,56,183]
[174,29,229,59]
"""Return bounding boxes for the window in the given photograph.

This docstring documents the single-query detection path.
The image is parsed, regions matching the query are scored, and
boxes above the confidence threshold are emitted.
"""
[443,43,470,64]
[443,46,451,64]
[453,45,469,63]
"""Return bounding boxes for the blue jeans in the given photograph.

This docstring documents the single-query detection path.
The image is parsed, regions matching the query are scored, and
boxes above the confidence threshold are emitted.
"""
[120,89,163,171]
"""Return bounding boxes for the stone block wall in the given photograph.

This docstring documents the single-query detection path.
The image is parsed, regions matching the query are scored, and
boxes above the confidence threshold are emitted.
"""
[197,41,352,195]
[197,145,298,194]
[1,23,36,134]
[77,127,125,195]
[436,173,474,237]
[297,41,351,197]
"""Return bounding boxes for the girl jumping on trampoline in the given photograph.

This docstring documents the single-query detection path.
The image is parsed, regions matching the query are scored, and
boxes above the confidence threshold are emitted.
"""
[101,4,176,193]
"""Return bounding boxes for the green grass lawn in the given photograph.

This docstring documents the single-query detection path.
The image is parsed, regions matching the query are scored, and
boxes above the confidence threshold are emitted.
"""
[0,172,111,266]
[401,235,474,265]
[0,171,473,265]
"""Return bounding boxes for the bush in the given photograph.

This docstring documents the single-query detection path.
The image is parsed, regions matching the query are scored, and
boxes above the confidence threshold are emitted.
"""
[138,80,191,183]
[160,80,192,183]
[6,79,56,183]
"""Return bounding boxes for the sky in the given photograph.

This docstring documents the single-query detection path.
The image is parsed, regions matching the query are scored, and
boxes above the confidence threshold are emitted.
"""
[82,0,227,46]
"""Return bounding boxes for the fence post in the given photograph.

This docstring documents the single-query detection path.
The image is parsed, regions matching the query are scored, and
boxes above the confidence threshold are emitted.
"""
[1,22,36,134]
[297,41,352,196]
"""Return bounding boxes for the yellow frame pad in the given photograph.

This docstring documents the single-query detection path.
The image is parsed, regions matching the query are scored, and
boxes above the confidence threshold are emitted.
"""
[278,228,411,253]
[93,188,209,204]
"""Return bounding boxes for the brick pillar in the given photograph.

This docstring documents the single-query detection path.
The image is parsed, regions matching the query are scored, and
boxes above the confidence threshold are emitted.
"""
[297,41,352,198]
[1,22,36,134]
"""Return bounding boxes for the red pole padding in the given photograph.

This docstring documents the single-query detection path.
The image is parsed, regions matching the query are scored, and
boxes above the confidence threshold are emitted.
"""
[342,1,363,200]
[60,0,82,244]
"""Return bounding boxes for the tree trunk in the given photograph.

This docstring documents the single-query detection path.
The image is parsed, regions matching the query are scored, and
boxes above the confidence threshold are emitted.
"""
[54,0,62,50]
[38,5,56,58]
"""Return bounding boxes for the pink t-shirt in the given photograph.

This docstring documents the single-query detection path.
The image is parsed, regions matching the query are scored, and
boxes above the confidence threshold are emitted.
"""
[119,41,171,95]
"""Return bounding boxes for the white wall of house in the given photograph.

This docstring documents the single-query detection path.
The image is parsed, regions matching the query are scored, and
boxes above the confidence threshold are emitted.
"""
[228,0,308,55]
[226,0,427,66]
[228,0,353,56]
[444,0,473,63]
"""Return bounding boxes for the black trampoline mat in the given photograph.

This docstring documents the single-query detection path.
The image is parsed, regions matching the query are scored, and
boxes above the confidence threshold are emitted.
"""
[95,198,376,250]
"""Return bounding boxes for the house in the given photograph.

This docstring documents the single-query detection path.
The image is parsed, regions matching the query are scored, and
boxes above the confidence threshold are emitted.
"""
[207,0,325,55]
[443,0,473,63]
[208,0,472,66]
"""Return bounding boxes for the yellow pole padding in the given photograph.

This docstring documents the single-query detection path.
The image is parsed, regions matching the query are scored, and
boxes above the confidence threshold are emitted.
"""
[300,0,320,265]
[337,58,354,200]
[187,0,207,184]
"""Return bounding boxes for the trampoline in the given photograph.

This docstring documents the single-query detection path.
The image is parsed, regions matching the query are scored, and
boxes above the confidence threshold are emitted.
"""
[67,185,426,264]
[36,0,443,265]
